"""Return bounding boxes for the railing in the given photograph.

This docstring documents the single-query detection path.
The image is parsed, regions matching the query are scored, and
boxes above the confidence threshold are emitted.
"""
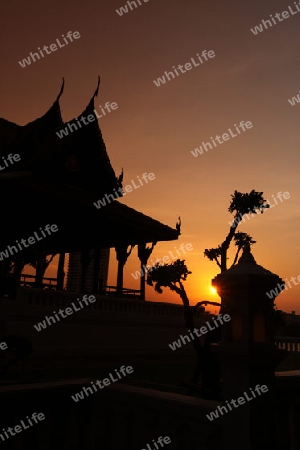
[104,285,141,298]
[20,274,57,289]
[18,277,141,298]
[274,337,300,353]
[14,287,205,319]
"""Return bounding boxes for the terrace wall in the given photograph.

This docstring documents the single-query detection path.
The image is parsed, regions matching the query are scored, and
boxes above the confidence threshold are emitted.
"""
[1,288,209,374]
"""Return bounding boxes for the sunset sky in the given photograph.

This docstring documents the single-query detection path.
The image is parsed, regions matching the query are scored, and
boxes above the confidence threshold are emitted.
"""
[1,0,300,313]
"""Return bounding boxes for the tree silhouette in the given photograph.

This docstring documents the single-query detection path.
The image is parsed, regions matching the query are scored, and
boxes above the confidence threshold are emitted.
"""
[204,190,269,272]
[147,259,221,399]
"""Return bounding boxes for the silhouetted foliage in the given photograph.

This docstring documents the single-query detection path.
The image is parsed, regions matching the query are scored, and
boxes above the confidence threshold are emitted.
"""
[147,259,191,295]
[204,190,269,272]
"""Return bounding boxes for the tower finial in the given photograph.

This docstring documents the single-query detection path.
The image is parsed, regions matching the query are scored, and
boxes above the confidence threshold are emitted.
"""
[238,244,256,264]
[176,216,181,234]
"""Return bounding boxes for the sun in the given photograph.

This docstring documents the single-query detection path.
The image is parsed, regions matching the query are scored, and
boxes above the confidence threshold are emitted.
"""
[210,286,217,294]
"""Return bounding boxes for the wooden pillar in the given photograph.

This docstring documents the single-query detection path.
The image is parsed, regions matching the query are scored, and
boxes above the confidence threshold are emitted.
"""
[115,245,134,297]
[0,260,11,297]
[13,260,24,287]
[93,247,101,294]
[56,252,65,290]
[35,252,46,288]
[140,262,146,301]
[137,242,156,301]
[80,250,91,293]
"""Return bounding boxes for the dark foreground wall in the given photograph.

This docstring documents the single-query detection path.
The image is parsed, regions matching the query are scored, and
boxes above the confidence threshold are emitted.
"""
[0,375,299,450]
[1,288,208,376]
[0,380,222,450]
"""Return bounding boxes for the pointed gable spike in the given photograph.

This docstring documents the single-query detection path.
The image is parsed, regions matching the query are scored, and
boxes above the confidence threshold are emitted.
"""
[92,75,100,99]
[56,78,65,102]
[83,76,101,114]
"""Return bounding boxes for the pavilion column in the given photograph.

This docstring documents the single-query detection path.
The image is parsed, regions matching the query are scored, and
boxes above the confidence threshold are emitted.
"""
[92,247,101,294]
[80,250,92,293]
[56,252,65,290]
[35,251,46,288]
[137,242,157,301]
[12,259,25,290]
[0,260,11,297]
[115,245,134,297]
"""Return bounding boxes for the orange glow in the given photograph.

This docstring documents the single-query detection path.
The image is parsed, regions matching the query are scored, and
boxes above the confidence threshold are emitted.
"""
[2,1,300,314]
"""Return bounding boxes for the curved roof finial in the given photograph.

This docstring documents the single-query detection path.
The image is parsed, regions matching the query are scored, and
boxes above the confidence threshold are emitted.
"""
[92,75,100,99]
[56,78,65,102]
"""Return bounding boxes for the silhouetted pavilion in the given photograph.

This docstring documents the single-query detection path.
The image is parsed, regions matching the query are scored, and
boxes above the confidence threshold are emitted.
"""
[0,79,179,299]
